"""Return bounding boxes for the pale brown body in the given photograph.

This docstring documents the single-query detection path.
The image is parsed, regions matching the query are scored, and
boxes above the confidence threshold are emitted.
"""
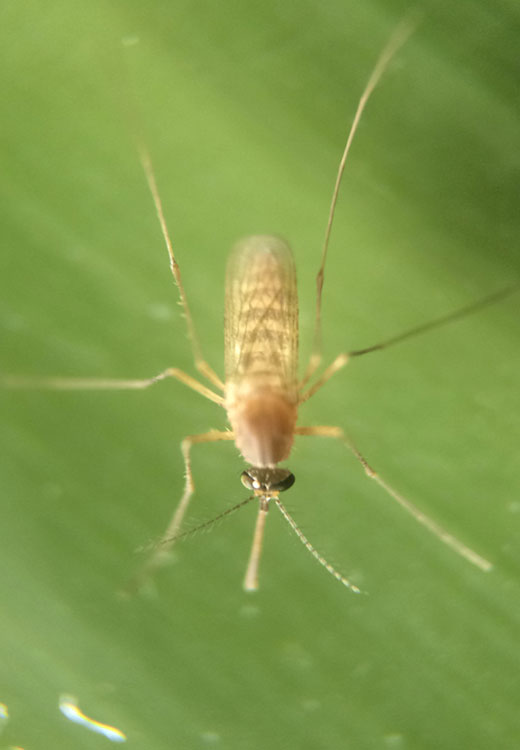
[225,236,298,468]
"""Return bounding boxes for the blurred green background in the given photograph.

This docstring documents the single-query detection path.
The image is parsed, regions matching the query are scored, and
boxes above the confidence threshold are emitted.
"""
[1,0,519,748]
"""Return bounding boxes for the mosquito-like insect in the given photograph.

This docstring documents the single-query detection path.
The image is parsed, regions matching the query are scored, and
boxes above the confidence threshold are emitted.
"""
[3,20,517,593]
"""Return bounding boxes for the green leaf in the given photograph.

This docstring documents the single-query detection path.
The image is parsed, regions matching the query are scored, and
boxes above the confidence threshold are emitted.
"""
[1,2,519,748]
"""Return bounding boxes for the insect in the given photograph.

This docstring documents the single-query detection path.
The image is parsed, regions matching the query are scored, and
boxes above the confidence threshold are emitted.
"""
[4,19,517,593]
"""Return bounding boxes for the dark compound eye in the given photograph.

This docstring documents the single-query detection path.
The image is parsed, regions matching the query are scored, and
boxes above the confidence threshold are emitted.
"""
[241,468,295,493]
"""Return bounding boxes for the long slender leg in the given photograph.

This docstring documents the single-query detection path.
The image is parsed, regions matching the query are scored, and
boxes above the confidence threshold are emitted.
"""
[139,148,224,391]
[302,17,417,387]
[4,149,226,396]
[346,282,520,360]
[295,425,493,572]
[298,281,518,399]
[1,367,224,405]
[127,429,235,592]
[299,6,518,388]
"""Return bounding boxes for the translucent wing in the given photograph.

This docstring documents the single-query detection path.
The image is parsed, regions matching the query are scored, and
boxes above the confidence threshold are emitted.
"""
[224,235,298,391]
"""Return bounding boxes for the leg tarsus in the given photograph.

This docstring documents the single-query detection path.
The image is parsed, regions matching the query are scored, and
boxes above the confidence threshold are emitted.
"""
[348,281,520,360]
